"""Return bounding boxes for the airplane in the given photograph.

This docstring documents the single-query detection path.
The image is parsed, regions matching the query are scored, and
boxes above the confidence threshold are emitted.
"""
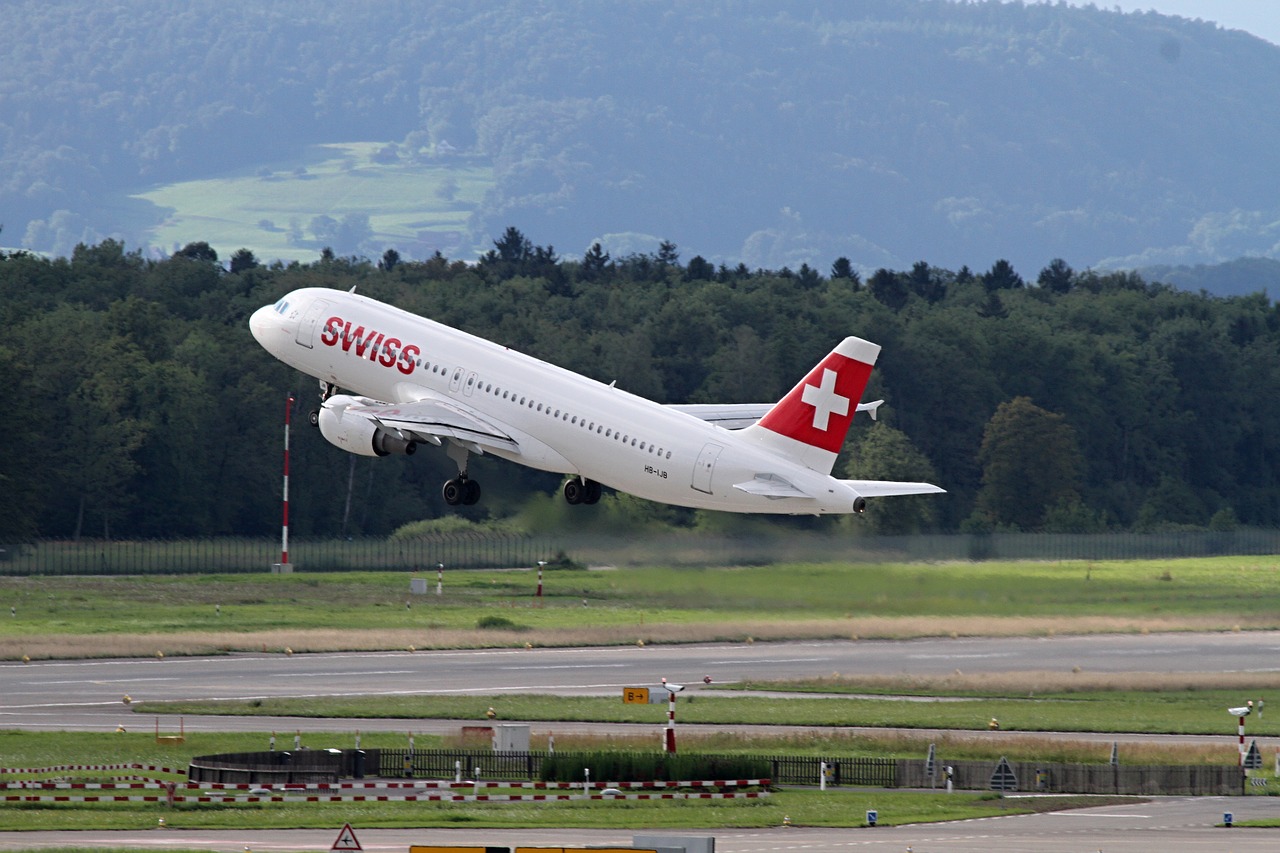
[249,287,944,514]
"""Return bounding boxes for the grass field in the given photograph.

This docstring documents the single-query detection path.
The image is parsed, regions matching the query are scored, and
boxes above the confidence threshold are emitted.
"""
[2,557,1277,660]
[0,787,1076,832]
[0,731,1125,831]
[131,142,494,262]
[134,685,1280,741]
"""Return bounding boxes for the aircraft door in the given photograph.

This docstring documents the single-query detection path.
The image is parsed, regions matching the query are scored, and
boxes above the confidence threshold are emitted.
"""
[692,442,723,494]
[463,371,478,397]
[449,367,464,393]
[295,299,330,348]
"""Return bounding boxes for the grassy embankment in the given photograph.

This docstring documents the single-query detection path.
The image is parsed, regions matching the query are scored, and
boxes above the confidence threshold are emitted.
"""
[2,557,1277,660]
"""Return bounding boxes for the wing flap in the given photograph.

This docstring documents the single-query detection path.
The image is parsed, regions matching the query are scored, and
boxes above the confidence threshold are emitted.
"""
[348,398,520,455]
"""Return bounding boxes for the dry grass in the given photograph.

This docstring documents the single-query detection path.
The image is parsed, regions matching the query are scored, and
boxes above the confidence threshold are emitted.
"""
[463,728,1234,766]
[769,669,1280,696]
[6,612,1273,661]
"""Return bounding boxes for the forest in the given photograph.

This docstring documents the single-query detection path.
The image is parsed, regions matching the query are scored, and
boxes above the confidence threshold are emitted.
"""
[2,232,1277,543]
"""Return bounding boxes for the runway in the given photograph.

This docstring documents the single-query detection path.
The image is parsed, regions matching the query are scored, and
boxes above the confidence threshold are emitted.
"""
[4,631,1280,736]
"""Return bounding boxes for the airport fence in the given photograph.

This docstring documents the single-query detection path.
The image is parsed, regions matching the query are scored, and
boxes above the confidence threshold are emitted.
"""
[187,748,889,787]
[895,756,1246,796]
[2,529,1278,576]
[186,748,1248,795]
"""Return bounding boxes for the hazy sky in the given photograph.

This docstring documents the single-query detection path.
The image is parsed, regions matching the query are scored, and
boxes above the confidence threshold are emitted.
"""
[1057,1,1280,45]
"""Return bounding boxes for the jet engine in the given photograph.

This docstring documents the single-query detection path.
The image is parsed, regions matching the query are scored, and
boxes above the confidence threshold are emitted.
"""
[317,396,417,457]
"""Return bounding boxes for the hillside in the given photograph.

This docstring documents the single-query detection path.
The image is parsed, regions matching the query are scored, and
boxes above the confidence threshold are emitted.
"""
[3,0,1280,280]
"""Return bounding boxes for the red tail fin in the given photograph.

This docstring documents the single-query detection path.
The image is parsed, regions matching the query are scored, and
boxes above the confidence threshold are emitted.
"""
[747,337,880,473]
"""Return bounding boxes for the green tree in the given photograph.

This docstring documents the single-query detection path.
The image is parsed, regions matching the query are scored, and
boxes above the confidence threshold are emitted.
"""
[867,268,908,311]
[1037,258,1074,293]
[830,257,856,282]
[580,242,611,281]
[976,396,1083,530]
[907,261,946,303]
[378,248,401,271]
[982,259,1024,291]
[229,248,259,274]
[843,422,939,534]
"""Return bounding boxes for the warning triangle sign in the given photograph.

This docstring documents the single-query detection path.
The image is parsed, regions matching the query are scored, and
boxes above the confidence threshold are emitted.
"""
[1245,739,1263,769]
[989,756,1017,792]
[331,823,363,852]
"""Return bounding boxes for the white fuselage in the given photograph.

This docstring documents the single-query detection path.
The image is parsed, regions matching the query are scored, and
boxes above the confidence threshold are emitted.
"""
[250,287,868,514]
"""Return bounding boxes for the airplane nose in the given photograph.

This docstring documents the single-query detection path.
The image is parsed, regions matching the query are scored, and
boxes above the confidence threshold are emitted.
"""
[248,304,278,346]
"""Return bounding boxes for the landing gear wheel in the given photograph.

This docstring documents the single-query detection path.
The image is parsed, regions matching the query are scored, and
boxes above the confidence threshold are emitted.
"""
[308,409,320,428]
[563,478,585,505]
[564,478,602,505]
[443,477,482,507]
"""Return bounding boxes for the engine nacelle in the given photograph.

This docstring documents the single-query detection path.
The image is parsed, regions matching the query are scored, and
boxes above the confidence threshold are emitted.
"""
[318,396,417,457]
[852,496,867,514]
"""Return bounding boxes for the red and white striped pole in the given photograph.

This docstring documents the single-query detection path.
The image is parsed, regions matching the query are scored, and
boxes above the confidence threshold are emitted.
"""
[1239,709,1250,767]
[280,395,294,568]
[536,560,545,600]
[663,678,676,754]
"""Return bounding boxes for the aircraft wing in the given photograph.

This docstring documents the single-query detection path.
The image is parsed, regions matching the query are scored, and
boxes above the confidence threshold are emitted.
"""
[669,404,773,430]
[841,479,946,497]
[345,397,520,455]
[672,400,883,430]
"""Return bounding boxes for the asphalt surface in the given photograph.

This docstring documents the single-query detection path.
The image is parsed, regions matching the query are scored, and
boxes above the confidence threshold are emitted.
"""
[5,633,1280,850]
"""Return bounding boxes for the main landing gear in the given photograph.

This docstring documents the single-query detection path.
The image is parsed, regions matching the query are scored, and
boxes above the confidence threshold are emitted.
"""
[563,477,603,505]
[442,476,481,506]
[442,441,482,506]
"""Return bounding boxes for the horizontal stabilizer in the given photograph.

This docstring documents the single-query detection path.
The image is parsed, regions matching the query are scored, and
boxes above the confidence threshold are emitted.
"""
[732,473,813,499]
[842,479,946,498]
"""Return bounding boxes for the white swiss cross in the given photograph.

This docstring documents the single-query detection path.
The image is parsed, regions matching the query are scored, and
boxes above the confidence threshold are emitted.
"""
[800,368,850,431]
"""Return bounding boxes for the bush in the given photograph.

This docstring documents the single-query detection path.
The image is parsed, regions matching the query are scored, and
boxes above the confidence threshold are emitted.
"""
[538,751,769,783]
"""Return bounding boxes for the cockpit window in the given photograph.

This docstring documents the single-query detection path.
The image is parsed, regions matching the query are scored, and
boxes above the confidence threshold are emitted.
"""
[275,300,290,314]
